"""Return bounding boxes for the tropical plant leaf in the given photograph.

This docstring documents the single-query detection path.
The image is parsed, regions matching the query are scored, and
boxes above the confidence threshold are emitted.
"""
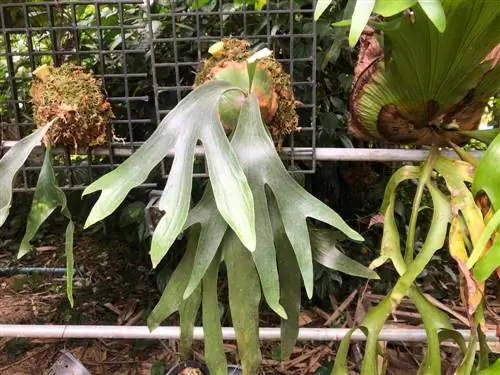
[330,328,356,375]
[349,0,375,47]
[458,129,500,145]
[147,227,199,331]
[182,185,228,299]
[269,194,301,360]
[477,358,500,375]
[370,165,420,272]
[474,239,500,283]
[350,0,500,145]
[83,81,256,268]
[314,0,333,21]
[411,288,464,374]
[230,94,363,300]
[309,226,378,279]
[202,250,227,375]
[473,132,500,211]
[418,0,446,32]
[0,123,51,227]
[179,282,201,358]
[18,148,75,306]
[223,230,262,375]
[373,0,416,17]
[355,183,450,374]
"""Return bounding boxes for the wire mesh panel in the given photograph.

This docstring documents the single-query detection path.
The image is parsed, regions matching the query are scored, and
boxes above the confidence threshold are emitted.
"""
[0,0,316,192]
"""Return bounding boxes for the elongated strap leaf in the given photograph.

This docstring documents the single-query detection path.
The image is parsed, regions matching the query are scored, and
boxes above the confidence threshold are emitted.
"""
[473,132,500,211]
[330,328,356,375]
[231,94,362,299]
[268,193,301,360]
[474,239,500,283]
[418,0,446,32]
[359,183,450,374]
[183,185,228,299]
[202,250,227,375]
[179,282,201,358]
[0,123,51,227]
[309,226,378,279]
[223,230,262,375]
[458,129,500,145]
[373,0,416,17]
[147,226,199,331]
[18,148,75,306]
[231,98,286,317]
[83,81,255,267]
[349,0,375,47]
[314,0,333,21]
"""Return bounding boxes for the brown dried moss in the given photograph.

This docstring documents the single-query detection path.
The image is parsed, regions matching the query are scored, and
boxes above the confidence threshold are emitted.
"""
[195,38,298,145]
[30,64,114,150]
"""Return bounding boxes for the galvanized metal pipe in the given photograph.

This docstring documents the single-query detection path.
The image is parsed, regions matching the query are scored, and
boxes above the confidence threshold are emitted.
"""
[1,141,485,162]
[0,325,497,342]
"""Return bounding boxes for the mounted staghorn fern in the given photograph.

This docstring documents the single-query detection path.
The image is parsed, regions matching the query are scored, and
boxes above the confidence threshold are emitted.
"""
[83,39,376,374]
[314,1,500,374]
[0,64,114,306]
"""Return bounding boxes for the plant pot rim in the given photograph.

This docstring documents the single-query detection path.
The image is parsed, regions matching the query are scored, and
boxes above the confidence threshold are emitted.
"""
[165,360,209,375]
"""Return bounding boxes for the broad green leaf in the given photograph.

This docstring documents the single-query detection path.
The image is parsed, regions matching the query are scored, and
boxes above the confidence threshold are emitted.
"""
[182,185,228,299]
[314,0,333,21]
[269,194,301,360]
[0,123,50,227]
[179,282,201,358]
[473,133,500,211]
[373,0,416,17]
[223,230,262,375]
[458,129,500,145]
[230,95,363,299]
[418,0,446,32]
[309,226,378,279]
[349,0,375,47]
[351,0,500,144]
[147,227,199,331]
[478,358,500,375]
[18,148,75,306]
[474,239,500,283]
[202,250,227,375]
[83,81,256,267]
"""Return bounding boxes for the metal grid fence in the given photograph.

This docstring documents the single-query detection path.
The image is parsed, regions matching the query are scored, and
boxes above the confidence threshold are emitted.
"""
[0,0,317,191]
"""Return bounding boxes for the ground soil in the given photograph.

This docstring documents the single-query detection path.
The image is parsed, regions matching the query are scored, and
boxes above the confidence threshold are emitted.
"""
[1,218,499,375]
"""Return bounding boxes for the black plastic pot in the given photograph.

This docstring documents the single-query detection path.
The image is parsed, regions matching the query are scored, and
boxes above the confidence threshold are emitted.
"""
[165,360,209,375]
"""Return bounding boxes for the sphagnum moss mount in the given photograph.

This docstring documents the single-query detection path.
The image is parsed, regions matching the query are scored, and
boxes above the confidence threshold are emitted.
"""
[0,63,115,307]
[82,39,376,375]
[31,63,114,151]
[313,1,500,374]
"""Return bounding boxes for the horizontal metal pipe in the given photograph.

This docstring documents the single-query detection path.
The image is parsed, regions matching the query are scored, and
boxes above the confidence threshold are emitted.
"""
[0,142,485,162]
[0,325,497,343]
[0,267,71,276]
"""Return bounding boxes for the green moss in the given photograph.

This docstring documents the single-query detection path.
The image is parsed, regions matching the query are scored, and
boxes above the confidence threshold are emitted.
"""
[30,63,114,150]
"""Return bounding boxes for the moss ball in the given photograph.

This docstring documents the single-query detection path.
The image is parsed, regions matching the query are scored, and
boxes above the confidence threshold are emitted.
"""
[30,63,114,150]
